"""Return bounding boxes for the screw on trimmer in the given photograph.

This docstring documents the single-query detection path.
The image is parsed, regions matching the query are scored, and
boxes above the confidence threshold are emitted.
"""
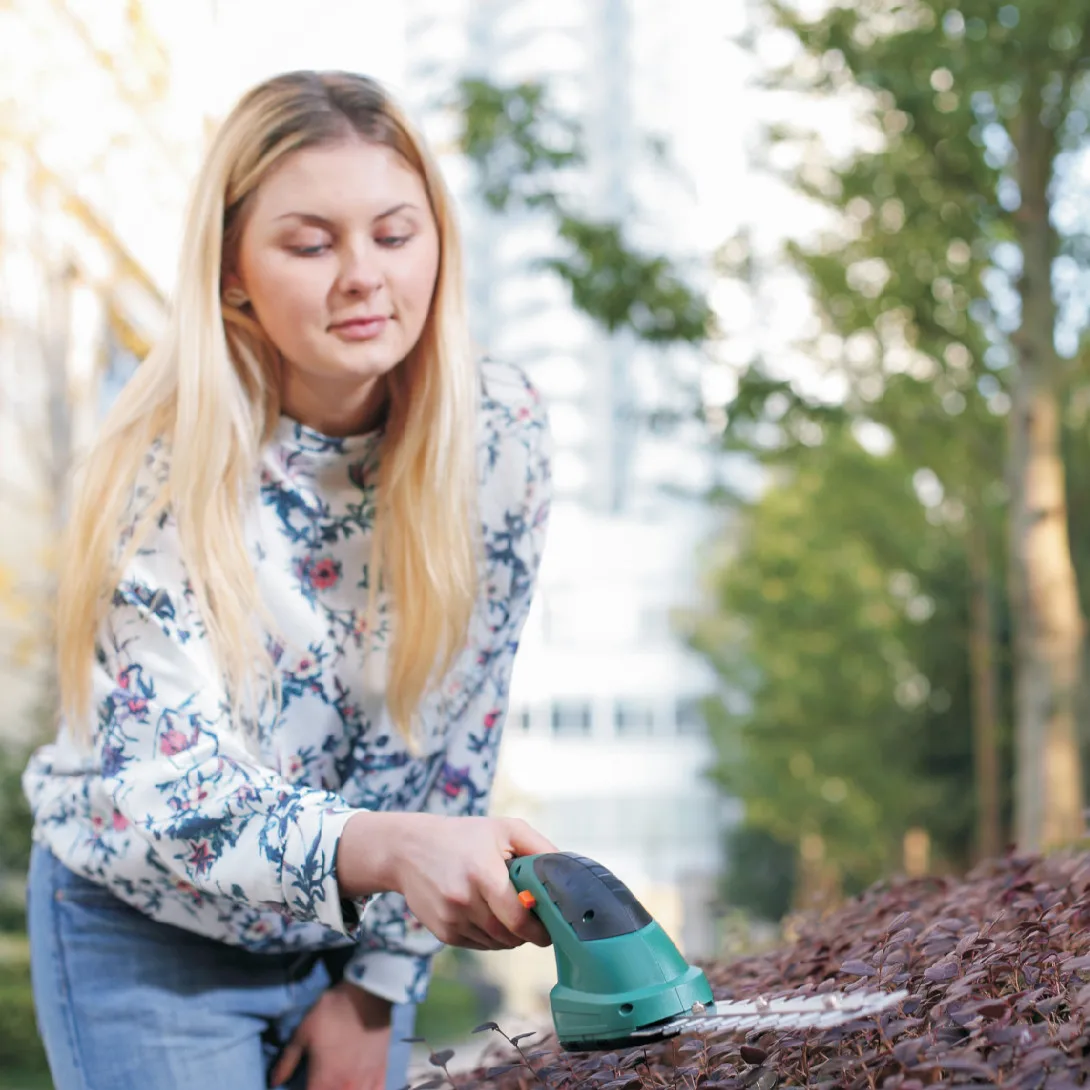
[508,852,906,1052]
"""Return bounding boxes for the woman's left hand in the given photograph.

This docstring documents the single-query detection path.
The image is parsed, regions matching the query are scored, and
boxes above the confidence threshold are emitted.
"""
[270,981,392,1090]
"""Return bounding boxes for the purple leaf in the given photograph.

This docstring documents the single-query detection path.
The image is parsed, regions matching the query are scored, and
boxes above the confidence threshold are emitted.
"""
[840,959,877,977]
[885,911,913,933]
[739,1045,768,1064]
[970,999,1010,1019]
[924,959,958,982]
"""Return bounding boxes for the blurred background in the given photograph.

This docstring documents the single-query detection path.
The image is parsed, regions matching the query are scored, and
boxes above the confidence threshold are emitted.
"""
[3,0,1090,1083]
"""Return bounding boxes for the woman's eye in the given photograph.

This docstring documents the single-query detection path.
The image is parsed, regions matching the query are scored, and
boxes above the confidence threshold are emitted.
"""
[377,235,411,249]
[291,243,330,256]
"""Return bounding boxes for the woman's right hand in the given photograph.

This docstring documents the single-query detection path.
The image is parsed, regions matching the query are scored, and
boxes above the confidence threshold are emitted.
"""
[338,811,558,951]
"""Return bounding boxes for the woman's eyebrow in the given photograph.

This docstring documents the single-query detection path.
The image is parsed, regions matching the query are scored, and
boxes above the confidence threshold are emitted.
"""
[374,201,418,221]
[273,203,419,226]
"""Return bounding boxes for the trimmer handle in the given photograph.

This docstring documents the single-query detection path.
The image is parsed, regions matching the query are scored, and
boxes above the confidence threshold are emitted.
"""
[507,852,654,944]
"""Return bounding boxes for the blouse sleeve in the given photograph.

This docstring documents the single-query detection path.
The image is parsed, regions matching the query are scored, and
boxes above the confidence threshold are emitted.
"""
[341,367,552,1005]
[96,508,366,937]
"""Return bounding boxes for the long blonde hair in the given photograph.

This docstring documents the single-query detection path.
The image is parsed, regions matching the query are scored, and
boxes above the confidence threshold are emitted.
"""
[57,71,478,744]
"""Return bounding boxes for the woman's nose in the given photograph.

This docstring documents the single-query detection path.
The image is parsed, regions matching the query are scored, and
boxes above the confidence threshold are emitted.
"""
[335,245,384,297]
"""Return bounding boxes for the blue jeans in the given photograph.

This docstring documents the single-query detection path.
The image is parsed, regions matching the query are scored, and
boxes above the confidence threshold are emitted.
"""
[27,844,416,1090]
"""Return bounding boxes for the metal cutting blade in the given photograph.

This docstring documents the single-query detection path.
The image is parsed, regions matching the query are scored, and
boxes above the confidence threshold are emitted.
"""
[629,988,910,1041]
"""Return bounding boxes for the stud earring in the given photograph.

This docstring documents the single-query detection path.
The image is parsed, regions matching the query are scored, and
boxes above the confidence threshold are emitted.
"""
[222,286,250,307]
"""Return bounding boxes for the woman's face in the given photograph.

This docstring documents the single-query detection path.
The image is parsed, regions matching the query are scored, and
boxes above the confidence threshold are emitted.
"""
[231,138,440,435]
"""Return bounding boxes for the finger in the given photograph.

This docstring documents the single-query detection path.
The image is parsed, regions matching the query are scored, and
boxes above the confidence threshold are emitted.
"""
[465,919,513,950]
[470,900,524,949]
[482,899,552,947]
[505,900,552,947]
[521,912,553,947]
[478,869,544,947]
[269,1038,305,1089]
[302,1044,363,1090]
[502,818,559,860]
[439,918,494,951]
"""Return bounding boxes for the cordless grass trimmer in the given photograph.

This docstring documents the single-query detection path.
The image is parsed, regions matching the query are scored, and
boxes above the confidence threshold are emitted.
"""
[508,852,906,1052]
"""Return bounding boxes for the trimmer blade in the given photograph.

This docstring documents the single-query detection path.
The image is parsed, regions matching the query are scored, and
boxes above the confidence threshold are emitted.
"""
[629,988,909,1042]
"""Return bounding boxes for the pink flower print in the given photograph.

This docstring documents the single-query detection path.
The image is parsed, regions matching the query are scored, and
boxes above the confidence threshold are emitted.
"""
[309,557,341,590]
[441,765,471,799]
[127,697,148,715]
[91,815,104,832]
[117,671,131,690]
[188,841,214,874]
[111,811,129,832]
[483,709,500,730]
[298,658,312,672]
[286,754,303,779]
[245,918,274,940]
[159,727,190,756]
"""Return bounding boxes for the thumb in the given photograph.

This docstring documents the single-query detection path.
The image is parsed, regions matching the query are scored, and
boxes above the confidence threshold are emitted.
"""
[269,1036,305,1089]
[502,818,558,859]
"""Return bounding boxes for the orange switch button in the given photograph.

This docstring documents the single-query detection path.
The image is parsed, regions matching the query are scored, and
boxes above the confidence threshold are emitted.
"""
[518,890,537,909]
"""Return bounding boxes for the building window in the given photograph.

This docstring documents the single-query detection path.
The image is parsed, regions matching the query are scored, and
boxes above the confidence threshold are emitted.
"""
[614,700,655,736]
[676,697,707,736]
[551,701,592,736]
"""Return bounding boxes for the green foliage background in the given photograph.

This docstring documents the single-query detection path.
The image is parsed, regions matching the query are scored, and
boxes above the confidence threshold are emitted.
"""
[691,0,1090,915]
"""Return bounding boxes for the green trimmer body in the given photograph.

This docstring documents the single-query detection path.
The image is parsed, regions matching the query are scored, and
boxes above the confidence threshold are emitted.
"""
[508,852,909,1052]
[507,853,713,1050]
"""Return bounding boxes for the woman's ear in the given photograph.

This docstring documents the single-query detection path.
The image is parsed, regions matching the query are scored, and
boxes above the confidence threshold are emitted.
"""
[220,255,250,305]
[222,283,250,308]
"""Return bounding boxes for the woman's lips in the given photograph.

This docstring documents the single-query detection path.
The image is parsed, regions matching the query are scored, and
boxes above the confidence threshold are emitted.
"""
[330,316,389,341]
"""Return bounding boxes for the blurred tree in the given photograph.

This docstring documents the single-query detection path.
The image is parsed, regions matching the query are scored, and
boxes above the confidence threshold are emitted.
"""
[692,426,1008,905]
[722,824,797,923]
[716,0,1090,859]
[0,741,34,929]
[1,0,171,747]
[451,76,714,346]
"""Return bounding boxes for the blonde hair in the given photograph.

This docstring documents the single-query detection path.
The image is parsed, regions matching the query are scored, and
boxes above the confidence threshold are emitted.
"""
[57,71,478,744]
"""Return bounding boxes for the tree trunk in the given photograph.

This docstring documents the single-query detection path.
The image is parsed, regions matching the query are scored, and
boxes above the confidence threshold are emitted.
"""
[1007,96,1086,852]
[966,512,1003,861]
[793,832,840,914]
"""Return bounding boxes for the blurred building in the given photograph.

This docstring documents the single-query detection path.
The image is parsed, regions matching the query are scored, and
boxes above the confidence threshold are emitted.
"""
[399,0,736,1000]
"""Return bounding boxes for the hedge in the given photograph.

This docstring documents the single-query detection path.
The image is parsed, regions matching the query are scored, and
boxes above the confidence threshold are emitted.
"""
[428,849,1090,1089]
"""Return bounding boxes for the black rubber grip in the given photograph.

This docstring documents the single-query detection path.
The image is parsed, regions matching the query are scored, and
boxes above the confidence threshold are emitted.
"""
[532,852,653,940]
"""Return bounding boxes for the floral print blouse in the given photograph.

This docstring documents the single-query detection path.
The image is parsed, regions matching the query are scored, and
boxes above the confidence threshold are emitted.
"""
[23,358,550,1006]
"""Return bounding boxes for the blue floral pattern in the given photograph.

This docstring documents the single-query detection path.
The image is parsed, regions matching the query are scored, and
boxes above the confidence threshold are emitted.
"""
[23,359,550,1005]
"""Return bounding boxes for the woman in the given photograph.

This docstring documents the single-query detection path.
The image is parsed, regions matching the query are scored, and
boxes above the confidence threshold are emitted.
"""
[22,70,556,1090]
